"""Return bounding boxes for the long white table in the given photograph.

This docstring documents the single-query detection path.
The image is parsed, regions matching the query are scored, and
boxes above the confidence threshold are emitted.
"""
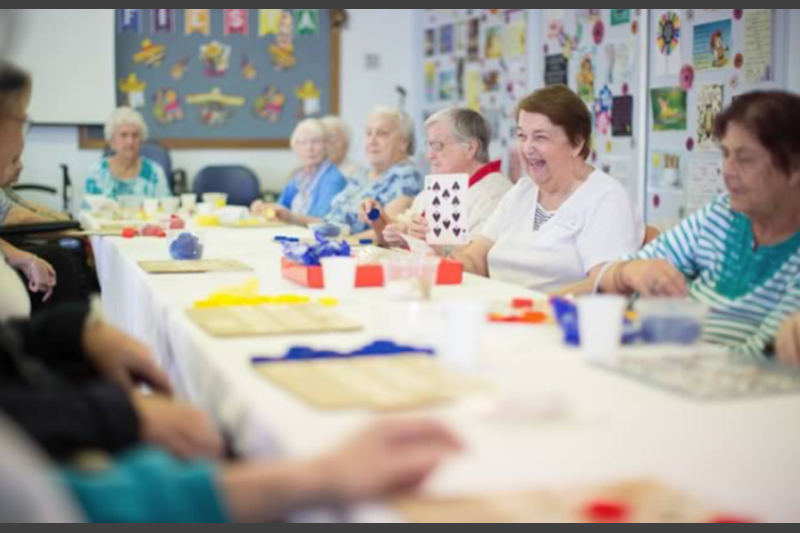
[86,222,800,523]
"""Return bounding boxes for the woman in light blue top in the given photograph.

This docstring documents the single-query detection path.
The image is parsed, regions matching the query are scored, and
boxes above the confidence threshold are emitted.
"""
[593,92,800,364]
[267,107,423,236]
[252,119,346,219]
[85,107,170,201]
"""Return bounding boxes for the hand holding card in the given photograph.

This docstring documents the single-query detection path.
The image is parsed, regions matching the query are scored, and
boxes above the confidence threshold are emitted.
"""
[425,174,470,246]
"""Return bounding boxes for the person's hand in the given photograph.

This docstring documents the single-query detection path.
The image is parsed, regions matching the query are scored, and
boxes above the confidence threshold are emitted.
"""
[314,419,462,502]
[133,393,224,460]
[617,260,689,297]
[406,215,429,242]
[383,223,409,247]
[359,199,384,225]
[251,199,267,215]
[777,315,800,367]
[23,255,57,302]
[83,321,172,395]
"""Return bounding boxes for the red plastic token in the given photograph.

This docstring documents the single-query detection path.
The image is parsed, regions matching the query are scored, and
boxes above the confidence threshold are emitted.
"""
[512,298,534,309]
[122,228,138,239]
[584,500,630,523]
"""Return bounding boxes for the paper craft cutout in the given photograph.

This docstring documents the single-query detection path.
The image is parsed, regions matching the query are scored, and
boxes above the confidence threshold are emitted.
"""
[200,41,232,77]
[253,85,285,123]
[269,11,298,70]
[133,39,166,68]
[296,80,322,117]
[152,89,185,125]
[118,73,147,109]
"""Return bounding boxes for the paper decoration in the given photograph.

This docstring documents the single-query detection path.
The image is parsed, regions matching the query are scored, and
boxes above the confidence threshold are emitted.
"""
[467,19,481,60]
[680,64,695,90]
[200,41,232,77]
[241,54,257,80]
[152,89,184,125]
[118,9,142,34]
[686,159,725,214]
[594,85,613,136]
[253,85,285,123]
[593,20,605,45]
[439,70,456,102]
[693,20,732,71]
[504,10,527,59]
[465,63,482,111]
[170,56,191,81]
[296,80,322,117]
[576,53,596,103]
[269,11,297,70]
[612,95,634,137]
[223,9,249,36]
[605,42,635,86]
[295,9,319,36]
[425,62,437,105]
[259,9,283,37]
[650,150,685,190]
[133,39,167,68]
[186,88,246,126]
[655,11,682,77]
[152,9,176,34]
[118,73,147,109]
[185,9,210,36]
[611,9,631,26]
[744,10,773,84]
[424,29,437,57]
[651,87,688,132]
[545,54,569,86]
[696,84,724,151]
[485,26,503,59]
[439,24,454,55]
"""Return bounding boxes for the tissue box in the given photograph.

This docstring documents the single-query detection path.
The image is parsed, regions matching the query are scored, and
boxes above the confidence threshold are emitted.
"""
[281,258,464,289]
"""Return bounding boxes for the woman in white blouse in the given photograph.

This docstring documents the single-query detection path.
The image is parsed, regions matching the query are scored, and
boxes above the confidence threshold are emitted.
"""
[437,86,643,293]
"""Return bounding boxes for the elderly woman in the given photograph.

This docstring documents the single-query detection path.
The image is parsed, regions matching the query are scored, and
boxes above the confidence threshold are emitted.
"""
[360,107,511,247]
[438,86,642,293]
[252,119,346,219]
[85,107,170,201]
[321,115,362,180]
[595,91,800,363]
[0,61,56,318]
[275,107,423,236]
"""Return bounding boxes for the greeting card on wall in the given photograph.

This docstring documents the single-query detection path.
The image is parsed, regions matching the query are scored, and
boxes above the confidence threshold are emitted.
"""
[693,19,732,71]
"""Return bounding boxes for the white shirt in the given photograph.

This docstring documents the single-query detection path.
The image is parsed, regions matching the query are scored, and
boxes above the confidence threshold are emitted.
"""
[400,163,513,239]
[481,170,644,293]
[0,249,31,321]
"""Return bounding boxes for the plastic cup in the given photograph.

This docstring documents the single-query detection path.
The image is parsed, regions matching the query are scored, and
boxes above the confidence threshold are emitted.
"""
[440,302,487,372]
[321,256,358,295]
[577,295,627,363]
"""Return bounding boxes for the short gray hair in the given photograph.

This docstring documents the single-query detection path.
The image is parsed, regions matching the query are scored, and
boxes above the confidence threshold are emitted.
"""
[425,107,491,163]
[105,107,148,143]
[370,106,416,156]
[290,118,328,149]
[321,115,351,145]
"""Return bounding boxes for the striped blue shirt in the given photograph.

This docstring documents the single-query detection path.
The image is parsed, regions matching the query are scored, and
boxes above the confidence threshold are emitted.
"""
[627,195,800,359]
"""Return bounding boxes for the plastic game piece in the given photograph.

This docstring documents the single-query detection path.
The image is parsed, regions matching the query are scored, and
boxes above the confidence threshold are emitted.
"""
[169,232,204,261]
[583,500,630,523]
[122,228,139,239]
[512,298,534,309]
[169,215,186,230]
[368,208,381,222]
[141,224,167,238]
[312,223,343,240]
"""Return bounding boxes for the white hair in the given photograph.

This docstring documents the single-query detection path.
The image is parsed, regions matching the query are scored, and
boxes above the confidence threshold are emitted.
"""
[104,107,148,143]
[370,106,416,156]
[290,118,328,149]
[321,115,352,145]
[425,107,491,163]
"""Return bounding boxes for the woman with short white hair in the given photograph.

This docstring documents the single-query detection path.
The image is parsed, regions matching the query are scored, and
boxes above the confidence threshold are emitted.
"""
[85,107,170,201]
[321,115,362,179]
[252,118,347,219]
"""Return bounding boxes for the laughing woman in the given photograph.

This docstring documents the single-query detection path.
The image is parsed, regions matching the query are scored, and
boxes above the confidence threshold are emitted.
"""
[434,86,643,293]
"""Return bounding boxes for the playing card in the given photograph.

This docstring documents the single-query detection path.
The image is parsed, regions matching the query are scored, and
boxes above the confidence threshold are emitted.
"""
[425,174,470,246]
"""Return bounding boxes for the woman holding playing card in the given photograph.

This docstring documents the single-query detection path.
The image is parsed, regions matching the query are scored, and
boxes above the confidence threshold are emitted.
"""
[433,86,643,293]
[359,107,512,248]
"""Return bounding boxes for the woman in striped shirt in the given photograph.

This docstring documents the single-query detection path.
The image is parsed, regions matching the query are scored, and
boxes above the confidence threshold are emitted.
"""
[596,92,800,365]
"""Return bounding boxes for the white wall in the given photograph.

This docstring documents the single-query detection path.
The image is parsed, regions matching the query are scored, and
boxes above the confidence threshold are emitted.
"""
[17,9,416,213]
[791,9,800,94]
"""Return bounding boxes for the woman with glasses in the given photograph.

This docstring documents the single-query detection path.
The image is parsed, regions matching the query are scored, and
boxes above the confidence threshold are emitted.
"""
[252,118,347,220]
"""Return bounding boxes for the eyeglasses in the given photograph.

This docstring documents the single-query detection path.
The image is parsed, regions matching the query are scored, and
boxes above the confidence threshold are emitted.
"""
[426,140,467,154]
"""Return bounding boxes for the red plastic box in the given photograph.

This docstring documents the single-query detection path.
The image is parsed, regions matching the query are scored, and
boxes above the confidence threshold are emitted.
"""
[281,258,464,289]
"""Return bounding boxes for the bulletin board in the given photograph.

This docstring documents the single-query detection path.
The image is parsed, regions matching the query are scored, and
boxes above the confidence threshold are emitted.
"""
[540,9,645,205]
[645,9,788,227]
[419,9,531,173]
[80,9,340,150]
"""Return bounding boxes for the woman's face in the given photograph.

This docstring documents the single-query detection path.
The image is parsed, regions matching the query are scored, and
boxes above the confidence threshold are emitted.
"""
[365,114,408,173]
[326,125,349,165]
[0,90,31,175]
[426,121,474,175]
[111,123,143,160]
[721,122,795,218]
[294,128,327,169]
[516,110,584,187]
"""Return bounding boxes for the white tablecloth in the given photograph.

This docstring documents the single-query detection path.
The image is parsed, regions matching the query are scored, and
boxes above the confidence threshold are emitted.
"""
[86,219,800,523]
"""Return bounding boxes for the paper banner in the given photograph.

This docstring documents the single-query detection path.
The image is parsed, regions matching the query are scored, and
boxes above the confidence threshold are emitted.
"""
[118,9,142,34]
[224,9,249,36]
[295,9,319,36]
[185,9,210,36]
[693,19,732,71]
[152,9,176,34]
[744,10,773,85]
[259,9,283,37]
